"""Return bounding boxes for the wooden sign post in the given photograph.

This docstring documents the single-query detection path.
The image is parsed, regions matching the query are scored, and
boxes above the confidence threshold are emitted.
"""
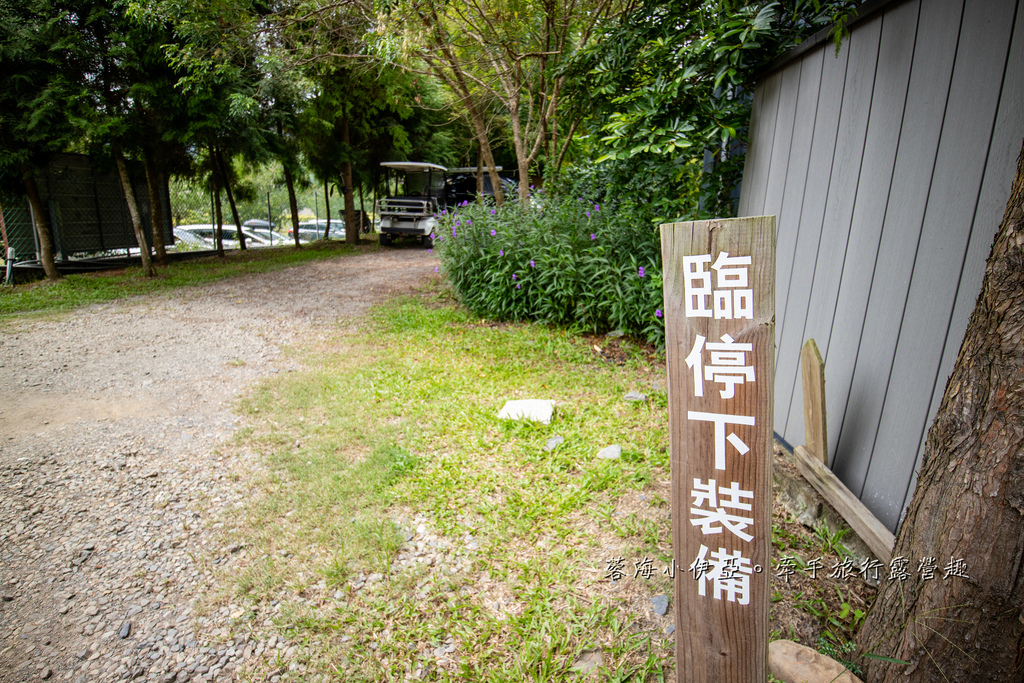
[660,216,775,681]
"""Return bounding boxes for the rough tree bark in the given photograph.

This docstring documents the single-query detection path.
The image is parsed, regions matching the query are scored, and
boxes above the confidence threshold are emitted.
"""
[113,145,155,278]
[143,154,168,266]
[323,178,332,240]
[20,163,60,281]
[215,148,246,251]
[341,111,358,246]
[856,140,1024,681]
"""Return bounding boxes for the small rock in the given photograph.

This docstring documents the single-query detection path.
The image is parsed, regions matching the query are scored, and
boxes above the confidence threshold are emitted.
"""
[768,639,864,683]
[571,648,604,675]
[119,622,131,639]
[596,445,621,460]
[606,330,624,339]
[624,391,647,402]
[40,668,51,680]
[497,399,554,425]
[651,594,669,616]
[666,624,675,636]
[1,594,13,602]
[543,435,564,451]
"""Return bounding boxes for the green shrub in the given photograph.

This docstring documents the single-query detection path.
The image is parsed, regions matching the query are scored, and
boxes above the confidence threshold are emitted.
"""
[435,192,666,347]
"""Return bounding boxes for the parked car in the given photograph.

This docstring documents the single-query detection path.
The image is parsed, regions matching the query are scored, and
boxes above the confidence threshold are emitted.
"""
[445,166,517,206]
[288,219,346,242]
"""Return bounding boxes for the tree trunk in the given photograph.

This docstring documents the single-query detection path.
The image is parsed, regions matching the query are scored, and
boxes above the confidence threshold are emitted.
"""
[856,140,1024,682]
[143,154,168,266]
[341,112,358,246]
[216,148,245,250]
[323,179,331,240]
[113,145,155,278]
[282,162,300,248]
[20,163,60,281]
[211,170,225,258]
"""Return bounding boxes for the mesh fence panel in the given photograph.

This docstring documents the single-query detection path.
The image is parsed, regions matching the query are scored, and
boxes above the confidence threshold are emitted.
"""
[0,195,35,262]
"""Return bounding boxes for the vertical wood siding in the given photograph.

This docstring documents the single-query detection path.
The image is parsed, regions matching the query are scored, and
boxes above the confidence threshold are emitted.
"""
[741,0,1023,530]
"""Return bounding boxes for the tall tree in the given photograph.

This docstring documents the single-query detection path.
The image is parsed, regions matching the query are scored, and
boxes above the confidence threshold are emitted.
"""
[855,141,1024,681]
[0,0,94,280]
[387,0,622,205]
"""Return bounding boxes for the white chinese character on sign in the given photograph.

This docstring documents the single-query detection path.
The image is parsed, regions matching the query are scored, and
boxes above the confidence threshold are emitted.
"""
[682,252,754,319]
[711,252,753,320]
[686,334,755,399]
[691,545,753,605]
[687,411,755,469]
[690,479,754,541]
[683,255,712,317]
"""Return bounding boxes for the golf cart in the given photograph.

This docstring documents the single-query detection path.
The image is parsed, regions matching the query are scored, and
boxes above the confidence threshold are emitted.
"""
[376,162,447,247]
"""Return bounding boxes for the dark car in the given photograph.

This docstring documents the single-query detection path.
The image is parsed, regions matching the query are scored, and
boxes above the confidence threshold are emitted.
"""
[445,167,517,206]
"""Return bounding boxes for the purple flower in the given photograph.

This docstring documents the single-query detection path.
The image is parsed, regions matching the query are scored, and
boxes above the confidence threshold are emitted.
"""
[466,219,472,226]
[430,233,436,239]
[512,273,517,281]
[434,267,439,273]
[638,267,645,278]
[655,309,662,318]
[490,229,496,236]
[428,248,433,253]
[442,209,448,215]
[590,233,596,240]
[586,210,591,218]
[462,200,469,207]
[490,209,496,215]
[516,283,521,289]
[529,260,535,268]
[530,184,535,190]
[452,229,457,238]
[499,249,504,256]
[455,220,461,227]
[595,203,600,211]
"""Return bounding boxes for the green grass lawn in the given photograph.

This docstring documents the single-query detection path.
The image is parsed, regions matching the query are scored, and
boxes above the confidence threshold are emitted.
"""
[224,294,676,681]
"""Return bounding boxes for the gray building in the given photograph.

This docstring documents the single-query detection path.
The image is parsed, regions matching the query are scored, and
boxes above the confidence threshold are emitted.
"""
[739,0,1024,531]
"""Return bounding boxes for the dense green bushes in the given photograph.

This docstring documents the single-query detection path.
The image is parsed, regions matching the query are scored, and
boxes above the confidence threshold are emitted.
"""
[435,191,666,347]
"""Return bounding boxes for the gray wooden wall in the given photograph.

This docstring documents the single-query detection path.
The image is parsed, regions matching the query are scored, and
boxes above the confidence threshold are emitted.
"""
[739,0,1024,531]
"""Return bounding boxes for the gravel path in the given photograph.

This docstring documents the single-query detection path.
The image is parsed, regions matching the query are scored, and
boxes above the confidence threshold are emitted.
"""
[0,246,438,683]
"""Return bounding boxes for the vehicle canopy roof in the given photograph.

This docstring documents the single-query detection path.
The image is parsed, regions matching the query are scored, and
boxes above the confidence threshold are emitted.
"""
[380,161,447,173]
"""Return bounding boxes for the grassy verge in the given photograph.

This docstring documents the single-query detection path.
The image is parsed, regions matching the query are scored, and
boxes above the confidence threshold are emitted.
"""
[224,294,676,681]
[0,241,368,317]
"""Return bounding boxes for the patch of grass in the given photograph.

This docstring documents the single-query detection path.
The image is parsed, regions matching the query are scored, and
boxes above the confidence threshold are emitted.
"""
[0,241,364,316]
[221,294,675,680]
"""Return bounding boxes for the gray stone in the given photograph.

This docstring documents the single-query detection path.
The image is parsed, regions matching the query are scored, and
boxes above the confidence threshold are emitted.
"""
[651,594,669,616]
[543,435,564,451]
[119,622,131,639]
[624,391,647,402]
[606,330,624,339]
[497,399,554,424]
[768,640,864,683]
[596,445,621,460]
[665,624,675,636]
[570,649,604,675]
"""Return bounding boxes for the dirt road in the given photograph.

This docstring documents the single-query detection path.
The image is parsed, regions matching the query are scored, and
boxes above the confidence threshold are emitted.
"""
[0,246,438,683]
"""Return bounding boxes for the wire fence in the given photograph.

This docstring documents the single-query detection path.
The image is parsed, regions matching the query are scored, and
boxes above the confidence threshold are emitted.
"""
[168,175,373,244]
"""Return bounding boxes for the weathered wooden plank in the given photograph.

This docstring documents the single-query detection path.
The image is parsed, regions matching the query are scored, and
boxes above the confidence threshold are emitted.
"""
[831,0,963,501]
[792,445,895,565]
[772,50,824,372]
[662,216,775,683]
[862,0,1016,531]
[784,15,882,444]
[737,79,771,219]
[906,0,1024,513]
[760,65,802,219]
[824,0,920,464]
[775,43,849,438]
[741,72,783,218]
[801,339,828,466]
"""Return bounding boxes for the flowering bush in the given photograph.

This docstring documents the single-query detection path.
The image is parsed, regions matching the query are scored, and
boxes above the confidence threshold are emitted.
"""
[435,192,665,346]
